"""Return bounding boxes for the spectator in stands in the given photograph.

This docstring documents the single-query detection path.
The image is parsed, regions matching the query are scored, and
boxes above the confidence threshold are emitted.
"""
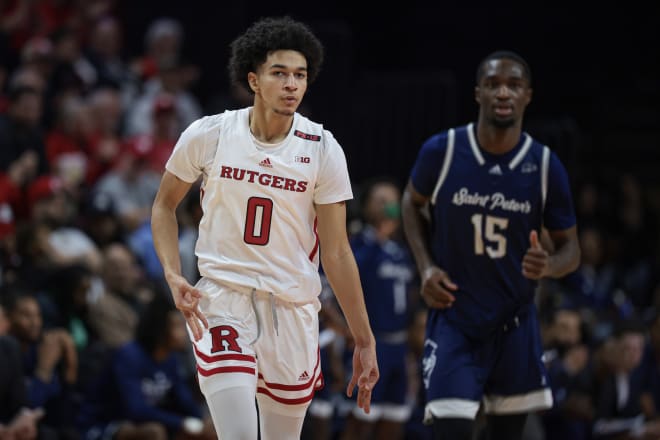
[5,288,80,439]
[124,57,201,138]
[542,308,595,439]
[78,296,215,440]
[86,243,150,349]
[92,138,161,233]
[27,174,102,272]
[0,86,46,178]
[0,333,44,440]
[84,15,138,106]
[592,321,660,439]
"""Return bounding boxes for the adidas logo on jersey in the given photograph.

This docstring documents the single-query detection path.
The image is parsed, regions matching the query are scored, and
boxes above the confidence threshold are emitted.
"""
[298,371,310,381]
[488,164,503,175]
[259,158,273,168]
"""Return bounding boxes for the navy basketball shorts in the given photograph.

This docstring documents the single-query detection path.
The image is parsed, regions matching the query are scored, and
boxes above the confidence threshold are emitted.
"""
[421,304,552,422]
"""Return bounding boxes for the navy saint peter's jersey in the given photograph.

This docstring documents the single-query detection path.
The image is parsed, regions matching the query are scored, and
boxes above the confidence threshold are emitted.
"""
[410,123,576,339]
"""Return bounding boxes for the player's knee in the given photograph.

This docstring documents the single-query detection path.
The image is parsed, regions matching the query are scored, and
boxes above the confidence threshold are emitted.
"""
[486,413,527,440]
[432,417,473,440]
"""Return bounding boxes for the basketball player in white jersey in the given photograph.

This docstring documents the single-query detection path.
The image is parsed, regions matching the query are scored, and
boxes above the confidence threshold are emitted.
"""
[151,16,379,440]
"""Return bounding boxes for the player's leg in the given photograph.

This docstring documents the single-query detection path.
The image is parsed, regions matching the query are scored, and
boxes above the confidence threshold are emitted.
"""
[423,311,490,440]
[205,385,258,440]
[484,413,528,440]
[257,405,307,440]
[254,296,323,440]
[340,408,378,440]
[372,341,414,440]
[482,305,552,440]
[191,278,261,439]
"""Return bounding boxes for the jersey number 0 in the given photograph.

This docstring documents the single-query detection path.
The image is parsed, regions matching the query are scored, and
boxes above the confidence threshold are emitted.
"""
[244,197,273,245]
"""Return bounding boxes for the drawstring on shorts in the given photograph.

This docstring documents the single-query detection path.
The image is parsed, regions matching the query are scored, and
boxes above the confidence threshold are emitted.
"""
[249,288,279,345]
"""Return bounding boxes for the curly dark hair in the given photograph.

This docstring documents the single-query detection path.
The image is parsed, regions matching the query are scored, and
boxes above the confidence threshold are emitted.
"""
[228,16,324,94]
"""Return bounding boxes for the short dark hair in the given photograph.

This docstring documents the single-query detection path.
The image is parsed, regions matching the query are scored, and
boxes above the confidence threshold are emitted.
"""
[228,16,324,94]
[135,295,176,354]
[476,50,532,85]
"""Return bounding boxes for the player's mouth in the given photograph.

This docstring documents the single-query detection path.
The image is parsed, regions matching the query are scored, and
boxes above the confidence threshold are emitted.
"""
[283,96,298,105]
[494,106,513,117]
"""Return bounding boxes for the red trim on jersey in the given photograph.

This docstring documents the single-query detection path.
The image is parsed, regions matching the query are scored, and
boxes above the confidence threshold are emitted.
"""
[197,365,255,376]
[257,347,320,390]
[193,345,255,364]
[308,217,319,261]
[256,386,317,405]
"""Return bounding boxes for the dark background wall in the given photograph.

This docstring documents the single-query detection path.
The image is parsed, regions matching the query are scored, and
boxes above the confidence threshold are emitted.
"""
[118,1,660,189]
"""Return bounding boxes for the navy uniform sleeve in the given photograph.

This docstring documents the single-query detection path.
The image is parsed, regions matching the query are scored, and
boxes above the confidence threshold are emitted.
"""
[543,152,577,231]
[409,132,449,197]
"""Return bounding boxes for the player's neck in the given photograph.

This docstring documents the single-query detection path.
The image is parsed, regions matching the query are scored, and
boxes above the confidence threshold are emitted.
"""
[249,105,294,144]
[475,122,522,155]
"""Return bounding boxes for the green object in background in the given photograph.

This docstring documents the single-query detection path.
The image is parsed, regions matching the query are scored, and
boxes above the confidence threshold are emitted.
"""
[70,317,88,349]
[383,202,401,219]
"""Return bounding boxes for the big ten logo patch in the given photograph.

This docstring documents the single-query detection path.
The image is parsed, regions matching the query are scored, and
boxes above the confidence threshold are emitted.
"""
[210,325,242,353]
[295,156,311,163]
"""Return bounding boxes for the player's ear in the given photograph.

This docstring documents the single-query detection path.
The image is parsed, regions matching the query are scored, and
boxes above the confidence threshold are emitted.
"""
[247,72,259,93]
[474,85,481,105]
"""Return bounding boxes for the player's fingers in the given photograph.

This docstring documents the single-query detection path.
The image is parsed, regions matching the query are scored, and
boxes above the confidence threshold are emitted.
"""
[346,374,358,398]
[423,293,453,309]
[193,307,209,329]
[185,312,203,341]
[530,230,541,249]
[358,386,372,414]
[430,287,456,304]
[440,277,458,291]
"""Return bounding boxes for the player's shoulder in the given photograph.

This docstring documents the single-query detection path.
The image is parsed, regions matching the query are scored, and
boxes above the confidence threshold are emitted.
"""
[293,112,345,154]
[420,123,469,152]
[187,108,245,133]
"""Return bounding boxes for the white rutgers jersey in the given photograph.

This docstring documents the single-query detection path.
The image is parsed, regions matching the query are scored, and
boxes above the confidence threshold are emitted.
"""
[166,107,353,303]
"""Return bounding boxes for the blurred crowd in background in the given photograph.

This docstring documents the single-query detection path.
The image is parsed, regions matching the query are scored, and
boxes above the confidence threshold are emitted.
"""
[1,1,660,439]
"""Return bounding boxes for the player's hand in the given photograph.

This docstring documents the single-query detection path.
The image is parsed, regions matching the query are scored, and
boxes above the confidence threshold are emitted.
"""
[8,407,43,440]
[522,230,549,280]
[420,266,457,309]
[167,274,208,341]
[346,343,379,414]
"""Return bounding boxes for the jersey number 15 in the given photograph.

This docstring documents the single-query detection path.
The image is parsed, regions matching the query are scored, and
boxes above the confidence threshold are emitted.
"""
[470,214,509,258]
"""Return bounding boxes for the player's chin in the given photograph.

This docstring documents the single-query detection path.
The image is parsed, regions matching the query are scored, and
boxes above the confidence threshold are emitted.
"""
[274,105,297,116]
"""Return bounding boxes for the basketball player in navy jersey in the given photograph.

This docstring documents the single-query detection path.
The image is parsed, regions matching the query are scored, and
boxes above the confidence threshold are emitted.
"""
[151,16,378,440]
[401,51,581,440]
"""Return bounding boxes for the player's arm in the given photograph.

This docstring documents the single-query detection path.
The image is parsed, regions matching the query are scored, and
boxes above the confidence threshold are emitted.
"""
[523,153,581,280]
[151,171,208,340]
[402,181,457,309]
[315,200,378,413]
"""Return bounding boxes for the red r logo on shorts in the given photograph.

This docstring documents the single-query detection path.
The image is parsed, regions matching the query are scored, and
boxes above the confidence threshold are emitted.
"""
[209,325,242,353]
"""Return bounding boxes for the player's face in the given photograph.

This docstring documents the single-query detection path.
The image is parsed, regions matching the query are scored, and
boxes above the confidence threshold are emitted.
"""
[475,59,531,128]
[10,297,43,342]
[365,183,401,226]
[249,50,307,117]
